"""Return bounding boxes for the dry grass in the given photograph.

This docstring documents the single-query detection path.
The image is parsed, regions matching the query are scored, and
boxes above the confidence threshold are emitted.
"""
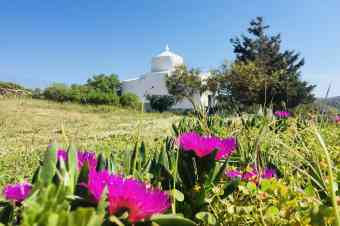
[0,98,180,185]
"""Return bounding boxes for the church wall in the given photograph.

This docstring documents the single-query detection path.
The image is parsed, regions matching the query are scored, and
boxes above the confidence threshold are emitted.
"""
[122,71,210,110]
[121,46,211,110]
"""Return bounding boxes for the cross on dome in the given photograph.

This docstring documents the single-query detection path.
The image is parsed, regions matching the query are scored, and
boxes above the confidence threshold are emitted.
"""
[151,45,184,72]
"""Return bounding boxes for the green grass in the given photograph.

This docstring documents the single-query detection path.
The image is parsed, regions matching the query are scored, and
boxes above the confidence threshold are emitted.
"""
[0,98,180,186]
[1,99,339,225]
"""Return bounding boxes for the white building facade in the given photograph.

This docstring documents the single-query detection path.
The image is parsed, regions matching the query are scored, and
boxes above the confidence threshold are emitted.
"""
[121,46,212,110]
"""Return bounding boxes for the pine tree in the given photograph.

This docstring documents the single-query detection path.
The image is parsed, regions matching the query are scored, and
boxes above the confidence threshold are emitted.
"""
[226,17,315,109]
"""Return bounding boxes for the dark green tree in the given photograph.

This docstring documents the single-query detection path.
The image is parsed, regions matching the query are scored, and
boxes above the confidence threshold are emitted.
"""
[221,17,315,109]
[166,65,203,109]
[146,95,176,112]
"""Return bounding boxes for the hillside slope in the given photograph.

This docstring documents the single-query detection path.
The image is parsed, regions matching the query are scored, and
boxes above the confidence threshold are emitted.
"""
[0,98,180,185]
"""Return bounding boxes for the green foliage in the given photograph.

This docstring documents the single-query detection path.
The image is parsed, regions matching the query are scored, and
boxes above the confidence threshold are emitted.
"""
[83,89,120,105]
[150,214,196,226]
[119,92,141,109]
[146,95,176,112]
[20,185,104,226]
[86,74,120,94]
[31,88,43,99]
[42,74,122,106]
[214,17,315,110]
[0,81,28,91]
[1,98,340,225]
[43,83,72,102]
[166,65,203,108]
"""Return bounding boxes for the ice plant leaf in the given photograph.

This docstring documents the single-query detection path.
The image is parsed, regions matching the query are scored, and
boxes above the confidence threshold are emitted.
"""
[97,187,108,217]
[96,153,106,171]
[129,143,138,175]
[151,214,197,226]
[171,189,184,202]
[195,211,216,225]
[38,144,58,186]
[139,141,146,162]
[0,201,13,225]
[67,145,77,176]
[67,144,78,191]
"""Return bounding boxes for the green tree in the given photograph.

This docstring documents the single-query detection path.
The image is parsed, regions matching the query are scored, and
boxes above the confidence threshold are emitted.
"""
[146,94,176,112]
[43,83,71,102]
[221,17,315,109]
[166,65,203,109]
[86,74,120,94]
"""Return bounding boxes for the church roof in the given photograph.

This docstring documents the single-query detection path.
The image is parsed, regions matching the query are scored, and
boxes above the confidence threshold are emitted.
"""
[151,45,184,72]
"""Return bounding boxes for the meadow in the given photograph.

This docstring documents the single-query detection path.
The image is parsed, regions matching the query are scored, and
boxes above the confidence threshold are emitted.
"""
[0,98,339,225]
[0,98,180,187]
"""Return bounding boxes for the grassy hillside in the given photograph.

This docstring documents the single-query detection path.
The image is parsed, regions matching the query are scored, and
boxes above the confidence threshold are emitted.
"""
[0,98,180,186]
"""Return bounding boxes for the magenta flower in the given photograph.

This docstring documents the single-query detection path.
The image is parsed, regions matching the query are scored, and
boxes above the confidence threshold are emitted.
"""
[335,115,340,124]
[56,149,97,170]
[225,169,242,179]
[3,183,32,202]
[226,166,277,183]
[242,170,257,182]
[274,111,291,118]
[77,151,97,170]
[107,175,170,222]
[215,138,237,160]
[178,132,236,160]
[87,170,110,202]
[86,171,170,223]
[57,149,67,161]
[262,168,277,179]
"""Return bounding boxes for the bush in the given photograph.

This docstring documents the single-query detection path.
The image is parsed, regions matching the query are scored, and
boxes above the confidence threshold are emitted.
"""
[82,89,119,105]
[147,95,176,112]
[31,88,43,99]
[86,74,120,94]
[0,81,27,90]
[120,92,141,109]
[43,83,71,102]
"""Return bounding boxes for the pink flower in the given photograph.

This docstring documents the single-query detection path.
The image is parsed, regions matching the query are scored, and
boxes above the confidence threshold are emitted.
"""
[335,115,340,124]
[86,171,170,223]
[262,168,277,179]
[57,149,67,161]
[226,166,277,183]
[274,111,291,118]
[225,169,242,179]
[3,183,32,202]
[56,149,97,170]
[242,170,257,182]
[87,170,110,202]
[77,151,97,170]
[107,175,170,223]
[178,132,236,160]
[215,138,237,160]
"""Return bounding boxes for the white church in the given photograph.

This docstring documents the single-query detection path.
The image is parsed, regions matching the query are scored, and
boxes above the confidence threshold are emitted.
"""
[121,46,213,110]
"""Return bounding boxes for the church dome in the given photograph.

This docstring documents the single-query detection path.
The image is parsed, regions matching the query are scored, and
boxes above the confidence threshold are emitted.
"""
[151,45,184,72]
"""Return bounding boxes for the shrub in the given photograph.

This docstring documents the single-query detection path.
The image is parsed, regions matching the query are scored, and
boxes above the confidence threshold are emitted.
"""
[146,95,176,112]
[83,89,120,105]
[0,81,27,90]
[31,88,43,99]
[43,83,71,102]
[120,92,141,109]
[86,73,120,94]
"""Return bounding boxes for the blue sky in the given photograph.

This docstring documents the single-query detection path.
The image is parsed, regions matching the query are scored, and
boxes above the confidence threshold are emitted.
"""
[0,0,339,97]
